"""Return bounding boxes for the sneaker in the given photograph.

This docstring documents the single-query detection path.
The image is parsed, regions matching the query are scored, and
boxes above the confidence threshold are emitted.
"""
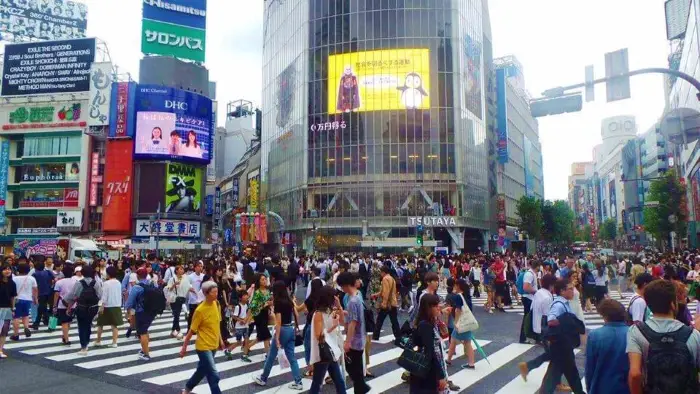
[31,324,39,331]
[253,376,267,386]
[125,328,132,339]
[241,354,252,362]
[488,309,494,314]
[9,335,19,341]
[289,382,304,390]
[138,351,151,361]
[24,328,31,338]
[518,362,529,382]
[77,349,88,356]
[448,381,460,391]
[0,352,7,359]
[461,363,475,369]
[556,384,572,392]
[108,343,118,348]
[176,333,183,340]
[224,350,233,360]
[93,341,102,347]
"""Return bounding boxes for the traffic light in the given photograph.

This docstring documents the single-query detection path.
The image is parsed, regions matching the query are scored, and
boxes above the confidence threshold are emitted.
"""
[416,224,424,246]
[530,94,583,117]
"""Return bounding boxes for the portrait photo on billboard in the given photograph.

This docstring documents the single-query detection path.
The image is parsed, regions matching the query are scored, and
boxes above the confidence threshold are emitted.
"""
[328,48,431,113]
[134,85,213,164]
[464,34,483,119]
[165,163,202,214]
[0,0,88,41]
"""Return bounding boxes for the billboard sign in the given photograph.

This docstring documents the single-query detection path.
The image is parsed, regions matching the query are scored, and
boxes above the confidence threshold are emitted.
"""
[1,102,85,131]
[0,141,8,226]
[165,163,202,214]
[464,34,483,119]
[0,0,88,41]
[88,62,113,126]
[108,81,137,138]
[13,239,58,258]
[609,180,617,219]
[497,194,507,247]
[328,48,430,113]
[102,139,134,233]
[89,152,100,207]
[141,18,205,62]
[1,38,96,96]
[20,162,79,182]
[142,0,207,29]
[496,68,509,163]
[135,219,201,238]
[247,174,259,212]
[134,84,213,164]
[56,209,82,230]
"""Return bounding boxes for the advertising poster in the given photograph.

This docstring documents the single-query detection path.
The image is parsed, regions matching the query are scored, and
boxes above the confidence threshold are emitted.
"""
[0,141,8,226]
[102,139,134,232]
[142,0,207,29]
[328,48,431,113]
[464,34,483,119]
[608,180,617,219]
[65,162,80,181]
[247,174,259,212]
[134,84,213,164]
[88,62,113,126]
[496,194,506,247]
[141,18,206,63]
[13,239,58,258]
[0,0,88,41]
[165,163,202,214]
[108,81,137,138]
[693,170,700,222]
[1,102,84,131]
[496,68,509,164]
[2,38,96,96]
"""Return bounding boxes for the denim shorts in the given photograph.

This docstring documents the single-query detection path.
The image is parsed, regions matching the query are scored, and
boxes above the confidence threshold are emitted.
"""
[234,327,248,341]
[14,299,32,318]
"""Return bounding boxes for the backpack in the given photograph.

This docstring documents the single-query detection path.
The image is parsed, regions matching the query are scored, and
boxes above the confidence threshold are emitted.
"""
[636,322,699,394]
[138,283,167,316]
[77,279,99,308]
[516,269,528,295]
[401,268,413,289]
[626,295,645,326]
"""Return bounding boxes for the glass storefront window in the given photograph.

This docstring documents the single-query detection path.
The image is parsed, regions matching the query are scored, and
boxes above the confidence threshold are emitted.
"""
[17,188,78,208]
[23,136,81,157]
[17,162,80,182]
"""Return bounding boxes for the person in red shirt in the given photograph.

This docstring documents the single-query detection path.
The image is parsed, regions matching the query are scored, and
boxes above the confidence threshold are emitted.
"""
[651,262,664,279]
[491,258,507,312]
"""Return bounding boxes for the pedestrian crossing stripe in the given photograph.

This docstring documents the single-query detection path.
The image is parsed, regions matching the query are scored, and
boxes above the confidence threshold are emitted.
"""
[494,349,581,393]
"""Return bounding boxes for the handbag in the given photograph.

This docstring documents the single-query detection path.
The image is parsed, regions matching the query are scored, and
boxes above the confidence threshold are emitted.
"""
[318,334,335,363]
[48,316,58,330]
[437,318,449,339]
[397,347,430,378]
[364,307,376,333]
[455,294,479,333]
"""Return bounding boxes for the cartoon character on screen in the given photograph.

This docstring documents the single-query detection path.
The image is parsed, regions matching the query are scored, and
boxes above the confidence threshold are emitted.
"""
[397,72,428,109]
[165,176,199,213]
[336,65,361,112]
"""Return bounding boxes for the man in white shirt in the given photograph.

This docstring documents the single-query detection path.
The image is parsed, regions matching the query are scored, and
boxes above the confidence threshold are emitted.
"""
[305,267,326,299]
[519,261,540,343]
[186,261,205,332]
[519,274,556,381]
[629,273,653,324]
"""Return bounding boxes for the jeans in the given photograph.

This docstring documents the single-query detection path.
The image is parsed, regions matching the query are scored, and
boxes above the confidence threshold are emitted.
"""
[519,297,532,343]
[76,307,97,349]
[34,294,52,327]
[303,323,311,364]
[185,350,221,394]
[472,281,480,298]
[346,348,370,394]
[373,307,400,340]
[540,340,585,394]
[259,325,301,384]
[310,359,346,394]
[171,298,184,332]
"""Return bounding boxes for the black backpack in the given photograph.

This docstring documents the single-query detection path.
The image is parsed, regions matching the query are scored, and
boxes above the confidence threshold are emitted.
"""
[138,283,166,316]
[636,322,699,394]
[401,268,413,289]
[77,279,99,308]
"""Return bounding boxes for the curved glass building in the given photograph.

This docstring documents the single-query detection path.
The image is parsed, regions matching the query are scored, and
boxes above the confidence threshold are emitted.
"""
[261,0,491,253]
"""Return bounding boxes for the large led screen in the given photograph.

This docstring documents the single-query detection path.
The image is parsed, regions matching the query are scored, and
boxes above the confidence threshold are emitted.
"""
[133,84,213,164]
[328,49,430,114]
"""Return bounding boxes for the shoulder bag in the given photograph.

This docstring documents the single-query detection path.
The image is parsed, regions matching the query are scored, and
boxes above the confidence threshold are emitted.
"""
[455,293,479,333]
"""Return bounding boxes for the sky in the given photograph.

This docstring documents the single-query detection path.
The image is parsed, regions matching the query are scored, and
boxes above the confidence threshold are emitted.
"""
[79,0,669,201]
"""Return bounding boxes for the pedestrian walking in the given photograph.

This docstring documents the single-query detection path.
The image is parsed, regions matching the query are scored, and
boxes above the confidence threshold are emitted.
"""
[309,285,347,394]
[584,299,630,394]
[518,274,556,382]
[125,268,158,361]
[31,261,54,331]
[409,293,448,394]
[180,280,224,394]
[65,265,102,356]
[187,261,205,332]
[371,266,400,341]
[242,273,271,362]
[519,261,539,343]
[95,266,123,348]
[0,264,17,359]
[53,264,77,345]
[339,271,371,394]
[167,265,191,340]
[10,263,36,341]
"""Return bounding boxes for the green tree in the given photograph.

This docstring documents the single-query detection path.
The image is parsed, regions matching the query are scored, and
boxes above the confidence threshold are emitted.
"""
[515,195,543,240]
[643,169,688,243]
[575,224,593,242]
[542,200,576,244]
[599,218,617,241]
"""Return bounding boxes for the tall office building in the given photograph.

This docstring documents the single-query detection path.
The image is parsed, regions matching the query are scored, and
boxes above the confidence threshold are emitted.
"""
[260,0,491,253]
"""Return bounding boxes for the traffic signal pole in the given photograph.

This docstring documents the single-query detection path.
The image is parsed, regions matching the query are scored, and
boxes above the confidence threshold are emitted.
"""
[542,67,700,101]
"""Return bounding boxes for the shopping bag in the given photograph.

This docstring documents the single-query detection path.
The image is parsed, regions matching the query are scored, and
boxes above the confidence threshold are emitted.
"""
[278,351,290,369]
[48,316,58,330]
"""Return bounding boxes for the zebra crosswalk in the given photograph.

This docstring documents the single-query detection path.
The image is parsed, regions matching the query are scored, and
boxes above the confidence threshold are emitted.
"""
[6,292,689,394]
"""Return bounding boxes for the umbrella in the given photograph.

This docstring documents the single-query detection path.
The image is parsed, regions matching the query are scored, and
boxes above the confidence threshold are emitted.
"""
[472,338,490,366]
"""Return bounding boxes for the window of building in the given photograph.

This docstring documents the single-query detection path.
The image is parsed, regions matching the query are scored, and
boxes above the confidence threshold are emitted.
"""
[23,136,81,157]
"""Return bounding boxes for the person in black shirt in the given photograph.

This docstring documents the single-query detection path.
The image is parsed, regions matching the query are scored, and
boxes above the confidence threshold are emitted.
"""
[0,264,17,358]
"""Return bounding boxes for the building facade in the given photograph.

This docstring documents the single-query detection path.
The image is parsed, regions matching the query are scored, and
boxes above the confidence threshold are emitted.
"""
[260,0,491,253]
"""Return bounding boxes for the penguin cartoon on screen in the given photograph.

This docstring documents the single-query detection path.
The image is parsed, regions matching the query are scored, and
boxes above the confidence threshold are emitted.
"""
[397,72,428,109]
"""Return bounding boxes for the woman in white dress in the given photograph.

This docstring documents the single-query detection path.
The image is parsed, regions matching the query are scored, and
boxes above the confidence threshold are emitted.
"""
[567,270,587,351]
[309,286,346,394]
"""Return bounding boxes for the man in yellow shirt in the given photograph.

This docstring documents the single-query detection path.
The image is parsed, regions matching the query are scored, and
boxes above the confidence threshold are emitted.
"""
[180,280,225,394]
[371,265,400,341]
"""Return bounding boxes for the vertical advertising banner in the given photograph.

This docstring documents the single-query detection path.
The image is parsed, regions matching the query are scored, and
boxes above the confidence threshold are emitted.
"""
[88,62,113,126]
[247,174,260,212]
[165,163,202,214]
[109,81,137,138]
[496,68,509,164]
[496,194,506,247]
[103,140,134,233]
[608,180,617,219]
[0,141,8,226]
[141,0,207,62]
[89,152,101,206]
[464,34,483,119]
